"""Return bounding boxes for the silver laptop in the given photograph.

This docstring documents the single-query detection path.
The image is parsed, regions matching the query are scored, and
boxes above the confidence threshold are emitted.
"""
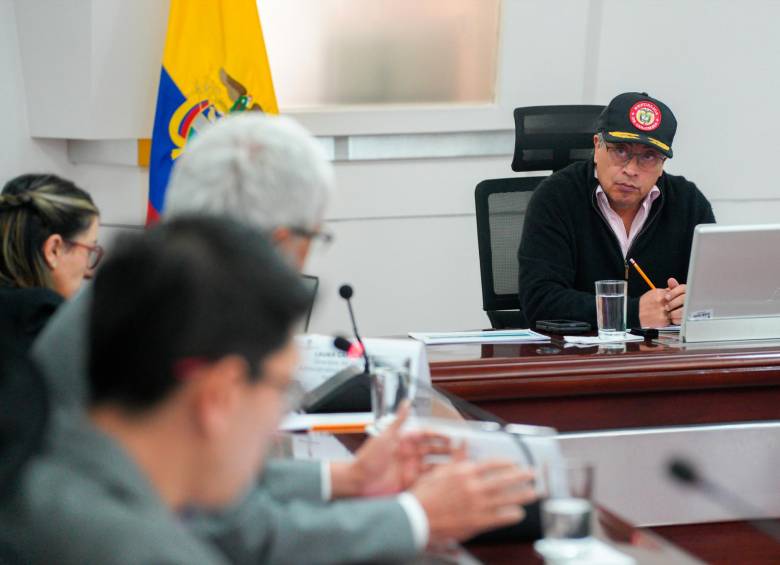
[299,274,319,333]
[681,224,780,342]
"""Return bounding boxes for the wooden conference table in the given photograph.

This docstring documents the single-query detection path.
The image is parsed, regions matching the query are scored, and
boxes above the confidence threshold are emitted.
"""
[464,506,702,564]
[427,334,780,432]
[425,333,780,563]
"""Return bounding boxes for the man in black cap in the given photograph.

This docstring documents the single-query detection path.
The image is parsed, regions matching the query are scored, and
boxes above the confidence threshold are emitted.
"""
[518,92,715,329]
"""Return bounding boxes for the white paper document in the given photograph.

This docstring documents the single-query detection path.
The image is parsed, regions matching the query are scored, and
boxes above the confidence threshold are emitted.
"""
[408,329,550,345]
[402,417,532,466]
[294,334,433,415]
[402,417,562,469]
[534,538,636,565]
[563,334,644,347]
[296,335,430,389]
[289,434,354,462]
[279,412,374,432]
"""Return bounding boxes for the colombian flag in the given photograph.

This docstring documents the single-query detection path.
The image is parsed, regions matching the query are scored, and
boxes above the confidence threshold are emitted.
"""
[147,0,278,224]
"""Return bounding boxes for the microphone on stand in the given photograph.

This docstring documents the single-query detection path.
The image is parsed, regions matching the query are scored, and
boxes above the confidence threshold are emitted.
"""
[300,284,373,413]
[339,284,370,374]
[667,458,780,544]
[333,336,362,359]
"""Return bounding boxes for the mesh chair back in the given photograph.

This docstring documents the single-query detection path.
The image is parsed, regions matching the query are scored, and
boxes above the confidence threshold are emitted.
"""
[475,104,607,327]
[475,177,543,328]
[511,105,605,172]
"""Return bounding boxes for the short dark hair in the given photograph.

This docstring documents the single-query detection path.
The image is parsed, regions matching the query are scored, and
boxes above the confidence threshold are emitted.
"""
[0,174,98,290]
[88,215,310,411]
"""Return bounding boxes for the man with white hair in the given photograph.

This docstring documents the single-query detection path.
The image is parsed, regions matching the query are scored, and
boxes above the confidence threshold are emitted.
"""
[35,114,331,411]
[32,114,535,564]
[165,114,333,270]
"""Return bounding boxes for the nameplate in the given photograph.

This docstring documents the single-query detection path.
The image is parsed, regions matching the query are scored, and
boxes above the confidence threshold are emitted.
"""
[294,334,432,415]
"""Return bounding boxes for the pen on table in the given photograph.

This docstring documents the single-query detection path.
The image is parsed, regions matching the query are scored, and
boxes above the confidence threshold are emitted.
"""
[629,258,656,290]
[309,424,367,434]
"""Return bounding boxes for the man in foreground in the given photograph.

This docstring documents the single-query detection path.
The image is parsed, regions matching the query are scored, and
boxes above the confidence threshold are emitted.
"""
[7,217,535,564]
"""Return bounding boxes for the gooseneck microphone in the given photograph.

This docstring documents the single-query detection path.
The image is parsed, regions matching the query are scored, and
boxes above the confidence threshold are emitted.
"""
[299,286,373,413]
[331,331,535,465]
[338,284,370,374]
[668,458,780,544]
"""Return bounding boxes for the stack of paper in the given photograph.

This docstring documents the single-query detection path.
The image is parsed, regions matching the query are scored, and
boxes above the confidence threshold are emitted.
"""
[563,334,645,347]
[279,412,374,433]
[408,329,550,345]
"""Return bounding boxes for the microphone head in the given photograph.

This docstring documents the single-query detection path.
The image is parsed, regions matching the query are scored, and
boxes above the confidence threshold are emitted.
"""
[668,458,699,485]
[339,284,353,300]
[333,336,352,353]
[332,336,364,359]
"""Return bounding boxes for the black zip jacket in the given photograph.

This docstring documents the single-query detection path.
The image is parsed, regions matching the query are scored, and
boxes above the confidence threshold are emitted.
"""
[0,286,63,353]
[517,160,715,328]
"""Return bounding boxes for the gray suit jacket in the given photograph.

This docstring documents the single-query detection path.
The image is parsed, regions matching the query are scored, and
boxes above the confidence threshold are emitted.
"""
[0,415,229,565]
[31,289,419,564]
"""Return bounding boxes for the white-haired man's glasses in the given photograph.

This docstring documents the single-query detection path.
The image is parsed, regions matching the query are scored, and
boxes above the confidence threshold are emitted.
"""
[289,227,334,247]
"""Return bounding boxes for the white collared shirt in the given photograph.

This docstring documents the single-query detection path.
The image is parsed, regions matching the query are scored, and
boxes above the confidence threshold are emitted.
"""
[595,185,660,258]
[321,463,429,549]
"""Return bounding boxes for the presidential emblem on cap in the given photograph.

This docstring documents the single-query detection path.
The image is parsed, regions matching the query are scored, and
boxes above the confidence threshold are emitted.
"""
[629,101,662,132]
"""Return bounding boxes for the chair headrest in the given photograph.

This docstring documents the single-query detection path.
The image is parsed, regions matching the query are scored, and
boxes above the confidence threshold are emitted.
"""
[511,105,605,173]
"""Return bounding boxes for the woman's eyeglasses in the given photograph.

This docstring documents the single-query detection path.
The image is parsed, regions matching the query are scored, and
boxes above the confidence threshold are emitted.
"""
[65,240,104,270]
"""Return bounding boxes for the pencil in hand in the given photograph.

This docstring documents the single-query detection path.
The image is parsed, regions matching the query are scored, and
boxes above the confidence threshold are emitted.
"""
[629,258,656,290]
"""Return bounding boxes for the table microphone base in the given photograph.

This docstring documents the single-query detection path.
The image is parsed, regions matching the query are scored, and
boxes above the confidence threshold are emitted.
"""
[302,367,372,413]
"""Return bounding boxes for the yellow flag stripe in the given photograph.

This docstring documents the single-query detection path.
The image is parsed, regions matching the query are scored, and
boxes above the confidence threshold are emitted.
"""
[162,0,277,116]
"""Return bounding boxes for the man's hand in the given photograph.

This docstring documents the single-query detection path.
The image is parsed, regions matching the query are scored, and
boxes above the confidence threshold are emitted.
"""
[329,403,452,499]
[639,278,687,327]
[639,288,671,328]
[665,277,687,325]
[410,452,536,543]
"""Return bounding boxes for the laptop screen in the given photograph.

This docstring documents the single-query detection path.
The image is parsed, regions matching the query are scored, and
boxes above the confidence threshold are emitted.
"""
[300,274,319,333]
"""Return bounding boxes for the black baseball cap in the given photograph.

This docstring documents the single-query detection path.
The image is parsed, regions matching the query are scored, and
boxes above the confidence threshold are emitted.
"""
[596,92,677,158]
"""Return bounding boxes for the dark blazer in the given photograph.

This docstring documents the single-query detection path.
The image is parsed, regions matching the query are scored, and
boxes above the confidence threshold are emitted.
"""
[32,289,423,565]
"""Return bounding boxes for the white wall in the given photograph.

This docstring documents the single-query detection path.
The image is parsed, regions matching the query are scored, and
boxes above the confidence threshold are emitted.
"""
[0,0,73,180]
[4,0,780,336]
[308,157,506,336]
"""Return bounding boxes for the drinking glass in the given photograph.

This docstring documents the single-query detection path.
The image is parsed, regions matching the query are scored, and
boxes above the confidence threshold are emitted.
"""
[539,460,595,560]
[371,360,415,432]
[595,280,627,339]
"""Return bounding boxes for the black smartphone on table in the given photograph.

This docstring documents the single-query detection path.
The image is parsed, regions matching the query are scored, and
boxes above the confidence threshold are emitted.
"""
[535,320,591,335]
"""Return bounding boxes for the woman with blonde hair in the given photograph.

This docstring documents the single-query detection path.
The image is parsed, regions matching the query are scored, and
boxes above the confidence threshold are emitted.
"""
[0,174,100,349]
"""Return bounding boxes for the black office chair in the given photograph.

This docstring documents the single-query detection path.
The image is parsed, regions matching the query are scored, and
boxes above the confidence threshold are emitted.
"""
[476,178,538,329]
[476,105,605,328]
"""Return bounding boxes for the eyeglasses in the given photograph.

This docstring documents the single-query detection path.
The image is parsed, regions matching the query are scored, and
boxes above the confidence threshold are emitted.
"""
[65,240,104,270]
[604,143,666,172]
[289,227,334,247]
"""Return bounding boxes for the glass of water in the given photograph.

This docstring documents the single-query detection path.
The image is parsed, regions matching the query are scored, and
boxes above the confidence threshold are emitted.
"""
[595,280,627,339]
[371,360,415,432]
[539,460,595,559]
